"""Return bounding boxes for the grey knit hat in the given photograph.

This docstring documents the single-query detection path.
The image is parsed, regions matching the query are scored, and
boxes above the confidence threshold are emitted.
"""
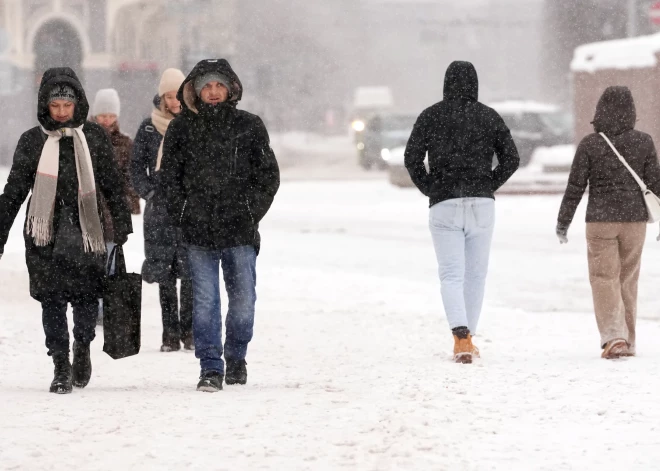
[48,84,78,104]
[194,72,232,97]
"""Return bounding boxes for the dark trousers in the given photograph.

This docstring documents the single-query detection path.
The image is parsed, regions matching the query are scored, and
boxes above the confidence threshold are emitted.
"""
[41,295,98,357]
[159,273,193,342]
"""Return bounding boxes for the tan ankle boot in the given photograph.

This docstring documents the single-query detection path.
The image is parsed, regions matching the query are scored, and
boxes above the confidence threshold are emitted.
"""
[453,334,474,364]
[602,339,628,359]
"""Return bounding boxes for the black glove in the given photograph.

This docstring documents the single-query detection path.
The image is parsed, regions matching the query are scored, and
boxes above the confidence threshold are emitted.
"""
[556,223,569,244]
[114,233,128,246]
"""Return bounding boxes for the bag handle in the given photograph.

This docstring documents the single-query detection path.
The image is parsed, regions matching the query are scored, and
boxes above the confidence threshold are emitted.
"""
[107,245,127,275]
[599,132,649,192]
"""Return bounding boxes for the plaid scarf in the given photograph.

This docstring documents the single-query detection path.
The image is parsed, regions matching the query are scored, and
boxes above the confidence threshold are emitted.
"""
[27,125,106,253]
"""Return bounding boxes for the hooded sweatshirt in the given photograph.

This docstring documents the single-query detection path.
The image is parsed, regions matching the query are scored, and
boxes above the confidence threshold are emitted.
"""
[404,61,520,205]
[558,86,660,226]
[159,59,279,253]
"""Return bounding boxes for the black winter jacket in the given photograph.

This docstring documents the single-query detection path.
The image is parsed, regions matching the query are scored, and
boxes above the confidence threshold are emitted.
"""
[160,59,280,253]
[131,96,164,201]
[0,68,132,301]
[558,86,660,226]
[405,61,519,206]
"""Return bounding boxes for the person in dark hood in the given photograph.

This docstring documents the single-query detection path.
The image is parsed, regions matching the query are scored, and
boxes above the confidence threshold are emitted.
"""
[131,68,193,352]
[557,86,660,359]
[160,59,280,392]
[0,68,132,393]
[404,61,519,364]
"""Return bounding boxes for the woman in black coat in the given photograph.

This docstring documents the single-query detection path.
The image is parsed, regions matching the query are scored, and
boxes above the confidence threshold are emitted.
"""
[0,68,132,393]
[131,68,192,352]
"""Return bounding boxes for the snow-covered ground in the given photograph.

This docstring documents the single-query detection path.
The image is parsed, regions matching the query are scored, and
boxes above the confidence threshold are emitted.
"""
[271,132,385,181]
[3,175,660,469]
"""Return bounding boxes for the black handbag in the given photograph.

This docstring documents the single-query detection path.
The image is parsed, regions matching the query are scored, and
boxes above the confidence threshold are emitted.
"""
[52,205,104,268]
[102,245,142,359]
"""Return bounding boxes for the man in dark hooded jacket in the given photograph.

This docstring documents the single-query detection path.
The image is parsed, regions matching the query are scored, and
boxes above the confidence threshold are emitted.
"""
[405,61,519,364]
[0,68,132,393]
[160,59,280,392]
[557,86,660,359]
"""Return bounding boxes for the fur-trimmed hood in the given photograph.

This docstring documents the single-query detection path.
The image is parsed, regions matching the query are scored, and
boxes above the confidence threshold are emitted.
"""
[177,59,243,114]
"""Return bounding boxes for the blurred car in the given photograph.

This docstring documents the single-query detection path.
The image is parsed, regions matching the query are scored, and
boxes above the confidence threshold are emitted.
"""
[489,101,573,167]
[357,114,417,170]
[385,146,431,188]
[350,87,394,160]
[386,146,410,187]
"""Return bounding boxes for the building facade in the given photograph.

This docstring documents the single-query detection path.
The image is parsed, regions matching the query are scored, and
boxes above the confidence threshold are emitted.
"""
[0,0,237,164]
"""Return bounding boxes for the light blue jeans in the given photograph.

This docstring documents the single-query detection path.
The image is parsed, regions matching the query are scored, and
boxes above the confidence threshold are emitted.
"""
[429,198,495,334]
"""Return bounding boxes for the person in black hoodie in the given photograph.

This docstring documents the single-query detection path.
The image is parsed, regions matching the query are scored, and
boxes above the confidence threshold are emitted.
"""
[405,61,519,364]
[557,86,660,359]
[0,68,132,393]
[160,59,280,392]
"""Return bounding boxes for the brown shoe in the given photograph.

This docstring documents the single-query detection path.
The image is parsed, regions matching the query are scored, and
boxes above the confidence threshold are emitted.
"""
[453,334,474,364]
[602,339,628,359]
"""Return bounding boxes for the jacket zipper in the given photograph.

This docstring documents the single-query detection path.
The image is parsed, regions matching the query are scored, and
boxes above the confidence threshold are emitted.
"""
[245,197,255,225]
[179,199,188,225]
[231,144,238,175]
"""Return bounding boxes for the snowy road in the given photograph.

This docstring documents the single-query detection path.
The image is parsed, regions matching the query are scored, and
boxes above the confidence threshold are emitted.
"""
[2,180,660,470]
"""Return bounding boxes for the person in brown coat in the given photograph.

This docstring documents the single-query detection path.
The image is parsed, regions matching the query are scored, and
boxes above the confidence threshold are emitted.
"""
[92,88,141,325]
[92,89,141,217]
[557,86,660,359]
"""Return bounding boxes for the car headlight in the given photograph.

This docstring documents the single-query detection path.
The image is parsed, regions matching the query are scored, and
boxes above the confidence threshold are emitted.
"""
[381,148,391,161]
[357,142,365,150]
[352,120,365,132]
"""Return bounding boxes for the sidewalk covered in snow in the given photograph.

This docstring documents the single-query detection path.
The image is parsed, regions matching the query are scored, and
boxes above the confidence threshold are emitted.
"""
[2,179,660,470]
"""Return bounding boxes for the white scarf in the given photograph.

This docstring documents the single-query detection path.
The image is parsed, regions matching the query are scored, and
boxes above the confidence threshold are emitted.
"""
[27,125,105,253]
[152,104,175,171]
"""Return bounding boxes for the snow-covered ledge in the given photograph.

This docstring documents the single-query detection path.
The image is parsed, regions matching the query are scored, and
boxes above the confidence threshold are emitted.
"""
[571,33,660,73]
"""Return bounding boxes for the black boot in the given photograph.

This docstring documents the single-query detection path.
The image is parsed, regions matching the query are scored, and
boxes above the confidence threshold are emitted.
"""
[225,359,247,385]
[72,341,92,388]
[50,354,72,394]
[182,332,195,351]
[160,332,181,352]
[197,371,223,392]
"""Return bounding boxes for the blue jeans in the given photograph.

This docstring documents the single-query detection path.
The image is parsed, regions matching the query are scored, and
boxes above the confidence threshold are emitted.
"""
[429,198,495,334]
[188,245,257,375]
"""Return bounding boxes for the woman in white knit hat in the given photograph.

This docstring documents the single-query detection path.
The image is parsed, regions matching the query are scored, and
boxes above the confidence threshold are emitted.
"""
[131,68,193,352]
[91,88,141,326]
[91,89,141,216]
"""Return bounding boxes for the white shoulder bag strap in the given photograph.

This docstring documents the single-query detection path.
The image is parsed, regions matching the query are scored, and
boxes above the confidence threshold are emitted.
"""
[599,132,660,235]
[599,132,648,191]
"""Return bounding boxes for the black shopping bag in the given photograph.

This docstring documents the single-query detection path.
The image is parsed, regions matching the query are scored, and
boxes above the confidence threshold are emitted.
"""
[103,246,142,359]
